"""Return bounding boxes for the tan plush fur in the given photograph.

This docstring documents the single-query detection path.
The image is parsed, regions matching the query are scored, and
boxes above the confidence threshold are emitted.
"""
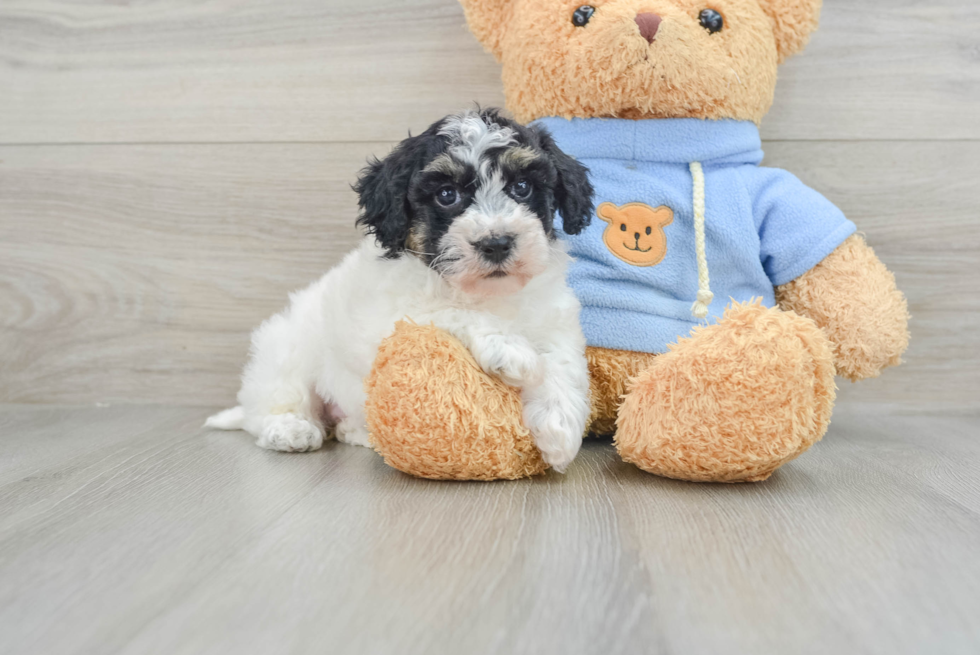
[777,234,910,381]
[460,0,824,124]
[365,321,546,480]
[587,346,658,435]
[615,301,837,482]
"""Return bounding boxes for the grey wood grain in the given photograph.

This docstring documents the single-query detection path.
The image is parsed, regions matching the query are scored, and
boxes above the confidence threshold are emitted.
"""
[0,0,977,144]
[2,140,977,406]
[0,142,368,405]
[0,403,977,655]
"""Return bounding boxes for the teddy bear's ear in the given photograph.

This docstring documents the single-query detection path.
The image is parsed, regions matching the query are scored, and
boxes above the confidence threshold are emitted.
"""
[459,0,516,60]
[757,0,822,62]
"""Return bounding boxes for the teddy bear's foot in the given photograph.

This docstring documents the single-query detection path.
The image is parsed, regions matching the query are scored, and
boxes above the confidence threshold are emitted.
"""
[364,321,546,481]
[615,301,837,483]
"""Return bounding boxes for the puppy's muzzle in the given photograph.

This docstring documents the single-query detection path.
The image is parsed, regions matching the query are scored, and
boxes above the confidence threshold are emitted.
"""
[473,234,515,265]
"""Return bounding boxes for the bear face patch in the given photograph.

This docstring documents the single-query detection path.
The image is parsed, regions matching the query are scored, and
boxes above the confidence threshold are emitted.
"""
[596,202,673,266]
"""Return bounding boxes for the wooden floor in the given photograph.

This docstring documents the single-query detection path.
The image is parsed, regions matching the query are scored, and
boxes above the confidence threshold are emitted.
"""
[1,402,978,654]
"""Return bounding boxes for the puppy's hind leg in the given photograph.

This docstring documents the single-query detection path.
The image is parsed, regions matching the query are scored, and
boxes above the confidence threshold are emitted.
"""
[336,409,370,447]
[206,402,325,453]
[256,412,324,453]
[319,376,370,447]
[237,297,327,453]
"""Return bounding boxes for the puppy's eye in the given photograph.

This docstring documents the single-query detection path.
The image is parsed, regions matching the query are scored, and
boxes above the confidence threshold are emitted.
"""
[510,179,533,200]
[572,5,595,27]
[620,223,626,232]
[435,186,459,207]
[699,8,723,34]
[645,226,652,235]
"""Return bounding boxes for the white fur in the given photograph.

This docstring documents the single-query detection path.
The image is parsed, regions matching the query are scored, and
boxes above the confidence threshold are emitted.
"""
[207,238,591,473]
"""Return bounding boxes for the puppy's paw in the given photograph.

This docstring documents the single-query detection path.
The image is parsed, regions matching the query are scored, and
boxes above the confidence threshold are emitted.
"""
[336,418,371,448]
[522,398,586,473]
[473,334,543,387]
[257,413,324,452]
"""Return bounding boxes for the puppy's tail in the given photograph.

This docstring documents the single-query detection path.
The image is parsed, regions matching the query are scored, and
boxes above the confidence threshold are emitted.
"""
[205,406,245,430]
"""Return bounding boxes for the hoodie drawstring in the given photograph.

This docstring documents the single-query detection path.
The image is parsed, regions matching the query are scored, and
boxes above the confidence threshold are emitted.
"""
[689,161,713,319]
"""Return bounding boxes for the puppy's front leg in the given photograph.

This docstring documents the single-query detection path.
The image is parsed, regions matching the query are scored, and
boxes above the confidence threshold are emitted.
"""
[425,311,543,388]
[520,347,591,473]
[469,332,544,388]
[423,310,587,472]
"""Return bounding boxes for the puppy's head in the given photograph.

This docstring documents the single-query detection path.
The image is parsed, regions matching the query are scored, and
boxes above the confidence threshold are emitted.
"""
[354,108,593,297]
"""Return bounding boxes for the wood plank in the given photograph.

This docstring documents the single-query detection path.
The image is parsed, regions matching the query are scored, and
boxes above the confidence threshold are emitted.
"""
[0,403,977,655]
[1,140,977,406]
[0,0,977,144]
[0,142,371,405]
[765,0,980,141]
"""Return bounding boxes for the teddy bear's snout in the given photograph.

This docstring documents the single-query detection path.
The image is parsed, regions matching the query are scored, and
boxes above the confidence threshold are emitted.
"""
[634,13,662,43]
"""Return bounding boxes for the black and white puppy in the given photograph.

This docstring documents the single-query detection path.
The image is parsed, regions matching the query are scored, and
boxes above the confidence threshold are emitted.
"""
[207,109,594,471]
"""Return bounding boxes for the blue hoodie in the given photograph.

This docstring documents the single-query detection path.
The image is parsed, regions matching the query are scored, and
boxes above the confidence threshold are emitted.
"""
[535,117,857,355]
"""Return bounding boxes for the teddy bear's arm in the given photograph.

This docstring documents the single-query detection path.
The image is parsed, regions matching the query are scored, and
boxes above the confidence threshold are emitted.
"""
[775,234,910,381]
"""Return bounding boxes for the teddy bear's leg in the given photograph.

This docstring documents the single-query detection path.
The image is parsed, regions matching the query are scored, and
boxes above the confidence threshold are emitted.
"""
[586,346,658,435]
[615,300,836,483]
[364,321,546,481]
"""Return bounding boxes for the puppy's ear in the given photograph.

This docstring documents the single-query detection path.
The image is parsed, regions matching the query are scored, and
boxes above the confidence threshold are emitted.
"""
[354,135,437,256]
[757,0,822,62]
[459,0,516,60]
[534,127,594,236]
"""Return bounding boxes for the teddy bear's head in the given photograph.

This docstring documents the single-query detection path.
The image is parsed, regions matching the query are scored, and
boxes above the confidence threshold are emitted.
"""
[461,0,821,123]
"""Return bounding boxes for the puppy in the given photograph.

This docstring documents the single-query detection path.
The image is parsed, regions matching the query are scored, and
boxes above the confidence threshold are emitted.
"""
[207,109,595,472]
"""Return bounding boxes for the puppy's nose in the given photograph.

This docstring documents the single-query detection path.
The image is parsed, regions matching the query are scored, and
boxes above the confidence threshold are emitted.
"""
[474,235,515,264]
[635,13,662,42]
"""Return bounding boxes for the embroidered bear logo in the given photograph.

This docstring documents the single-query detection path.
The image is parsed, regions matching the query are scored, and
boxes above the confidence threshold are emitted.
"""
[596,202,674,266]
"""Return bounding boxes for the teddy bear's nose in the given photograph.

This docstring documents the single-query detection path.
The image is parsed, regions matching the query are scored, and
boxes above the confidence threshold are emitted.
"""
[635,13,662,43]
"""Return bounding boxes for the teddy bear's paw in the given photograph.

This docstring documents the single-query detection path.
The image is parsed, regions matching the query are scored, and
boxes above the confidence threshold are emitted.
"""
[522,396,588,473]
[472,333,544,388]
[615,301,836,482]
[257,413,324,453]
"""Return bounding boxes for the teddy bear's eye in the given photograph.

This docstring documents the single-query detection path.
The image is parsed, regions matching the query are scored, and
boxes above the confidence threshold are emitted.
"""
[699,9,723,34]
[645,226,652,235]
[620,223,626,232]
[572,5,595,27]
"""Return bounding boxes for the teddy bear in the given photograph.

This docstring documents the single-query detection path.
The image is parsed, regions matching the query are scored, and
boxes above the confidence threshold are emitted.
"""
[364,0,910,482]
